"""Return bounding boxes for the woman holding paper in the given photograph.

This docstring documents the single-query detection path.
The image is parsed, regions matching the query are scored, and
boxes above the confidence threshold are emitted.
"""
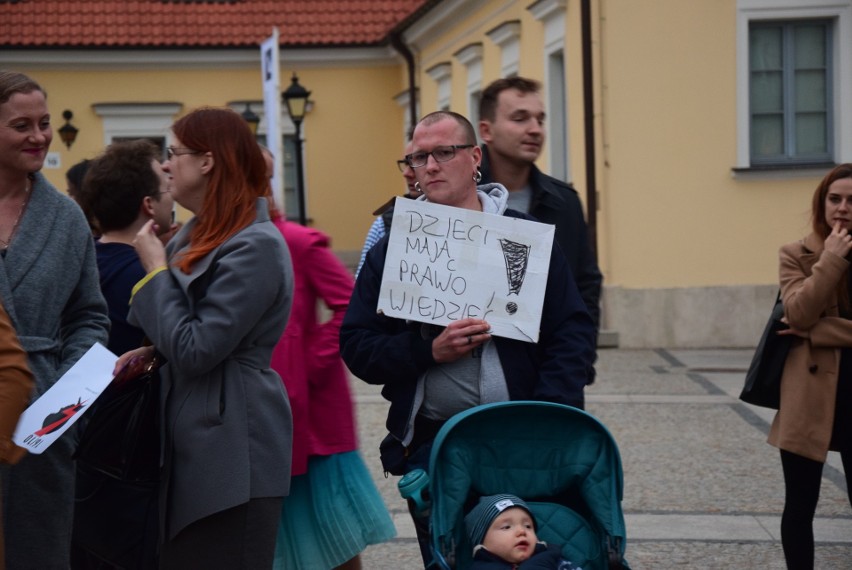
[0,71,109,569]
[770,163,852,569]
[117,107,294,569]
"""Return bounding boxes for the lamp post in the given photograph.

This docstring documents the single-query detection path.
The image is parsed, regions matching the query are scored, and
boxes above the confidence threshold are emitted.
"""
[282,73,311,225]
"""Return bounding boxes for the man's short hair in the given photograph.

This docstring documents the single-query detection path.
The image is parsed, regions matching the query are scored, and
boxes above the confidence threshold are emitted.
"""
[81,139,161,233]
[479,77,542,122]
[416,111,477,146]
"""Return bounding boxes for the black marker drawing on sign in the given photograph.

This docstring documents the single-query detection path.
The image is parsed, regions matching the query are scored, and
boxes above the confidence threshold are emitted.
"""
[499,239,530,294]
[499,238,530,315]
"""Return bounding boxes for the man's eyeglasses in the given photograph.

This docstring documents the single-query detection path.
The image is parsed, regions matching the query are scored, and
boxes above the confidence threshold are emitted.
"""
[396,159,409,172]
[166,147,201,159]
[405,145,474,168]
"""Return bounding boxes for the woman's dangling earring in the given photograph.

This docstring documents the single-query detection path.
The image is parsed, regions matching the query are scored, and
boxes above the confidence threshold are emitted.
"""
[473,169,482,184]
[414,181,422,193]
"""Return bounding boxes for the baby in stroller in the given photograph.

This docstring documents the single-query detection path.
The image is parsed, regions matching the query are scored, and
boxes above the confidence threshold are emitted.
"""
[465,494,583,569]
[423,402,629,569]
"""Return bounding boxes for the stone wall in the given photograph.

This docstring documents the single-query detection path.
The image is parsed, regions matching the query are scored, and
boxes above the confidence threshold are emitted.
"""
[603,284,778,348]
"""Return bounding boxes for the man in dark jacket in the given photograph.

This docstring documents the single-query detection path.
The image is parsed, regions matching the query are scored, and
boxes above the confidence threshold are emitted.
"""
[478,77,602,331]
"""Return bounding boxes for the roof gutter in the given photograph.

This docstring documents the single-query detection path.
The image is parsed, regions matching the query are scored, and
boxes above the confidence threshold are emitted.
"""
[581,0,598,260]
[390,32,417,132]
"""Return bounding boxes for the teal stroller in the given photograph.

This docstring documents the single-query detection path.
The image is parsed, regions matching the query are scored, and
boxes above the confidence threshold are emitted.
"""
[406,401,629,569]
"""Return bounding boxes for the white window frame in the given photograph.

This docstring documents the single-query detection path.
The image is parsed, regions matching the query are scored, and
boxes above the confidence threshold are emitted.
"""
[546,50,568,181]
[529,0,570,181]
[91,103,182,147]
[454,43,483,136]
[736,0,852,169]
[486,20,521,78]
[427,62,453,111]
[394,89,419,140]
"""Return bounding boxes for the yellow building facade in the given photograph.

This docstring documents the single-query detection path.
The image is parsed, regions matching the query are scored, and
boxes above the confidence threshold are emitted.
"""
[10,56,409,253]
[3,0,851,347]
[401,0,852,347]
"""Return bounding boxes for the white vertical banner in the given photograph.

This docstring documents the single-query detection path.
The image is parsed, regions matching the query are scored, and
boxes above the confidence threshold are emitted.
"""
[261,28,284,211]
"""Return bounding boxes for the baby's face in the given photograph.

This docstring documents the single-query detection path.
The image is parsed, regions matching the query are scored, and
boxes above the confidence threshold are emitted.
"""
[482,507,538,563]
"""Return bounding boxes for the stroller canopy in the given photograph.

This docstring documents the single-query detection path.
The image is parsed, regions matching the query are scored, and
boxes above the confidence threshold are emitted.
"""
[427,401,628,570]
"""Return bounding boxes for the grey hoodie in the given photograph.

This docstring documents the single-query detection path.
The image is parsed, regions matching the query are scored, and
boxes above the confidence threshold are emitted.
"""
[403,182,512,446]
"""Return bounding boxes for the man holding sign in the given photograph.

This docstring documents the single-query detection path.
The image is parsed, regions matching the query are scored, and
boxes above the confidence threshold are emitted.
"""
[340,111,595,567]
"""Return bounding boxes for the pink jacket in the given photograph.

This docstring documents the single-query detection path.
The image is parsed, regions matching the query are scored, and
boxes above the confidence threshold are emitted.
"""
[271,220,357,476]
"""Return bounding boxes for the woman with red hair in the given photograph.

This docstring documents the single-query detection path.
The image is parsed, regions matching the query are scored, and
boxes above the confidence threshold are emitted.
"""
[117,107,294,569]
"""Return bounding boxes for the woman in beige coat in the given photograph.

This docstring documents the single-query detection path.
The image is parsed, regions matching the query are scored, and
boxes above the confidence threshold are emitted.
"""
[770,163,852,569]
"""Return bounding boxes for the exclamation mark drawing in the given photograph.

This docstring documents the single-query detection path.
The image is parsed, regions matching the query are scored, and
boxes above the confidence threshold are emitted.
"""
[498,238,530,315]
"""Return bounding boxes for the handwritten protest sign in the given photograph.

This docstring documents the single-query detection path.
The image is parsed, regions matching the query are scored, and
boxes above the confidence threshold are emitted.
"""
[377,198,554,343]
[13,343,117,454]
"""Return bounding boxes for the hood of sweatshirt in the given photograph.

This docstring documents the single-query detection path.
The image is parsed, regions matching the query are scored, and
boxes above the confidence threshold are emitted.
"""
[417,182,509,215]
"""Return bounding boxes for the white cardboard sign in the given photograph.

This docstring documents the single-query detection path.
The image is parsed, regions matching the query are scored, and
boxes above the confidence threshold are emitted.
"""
[377,198,554,343]
[13,343,117,454]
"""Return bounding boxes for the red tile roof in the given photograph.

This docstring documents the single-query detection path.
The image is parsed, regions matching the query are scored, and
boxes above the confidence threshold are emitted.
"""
[0,0,432,48]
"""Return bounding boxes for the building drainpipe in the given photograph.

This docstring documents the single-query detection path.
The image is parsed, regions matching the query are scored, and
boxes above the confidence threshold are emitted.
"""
[390,33,418,132]
[581,0,598,261]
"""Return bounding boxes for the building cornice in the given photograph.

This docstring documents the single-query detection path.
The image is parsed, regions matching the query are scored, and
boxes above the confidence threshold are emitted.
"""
[486,20,522,47]
[403,0,501,51]
[453,43,484,66]
[527,0,567,22]
[0,46,401,70]
[426,62,452,81]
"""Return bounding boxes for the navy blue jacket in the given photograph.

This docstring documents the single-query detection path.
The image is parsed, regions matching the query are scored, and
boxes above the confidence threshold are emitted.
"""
[480,146,602,328]
[340,208,595,443]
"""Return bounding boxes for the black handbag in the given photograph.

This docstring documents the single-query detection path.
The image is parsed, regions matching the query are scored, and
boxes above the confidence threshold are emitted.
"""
[72,358,161,570]
[740,293,792,409]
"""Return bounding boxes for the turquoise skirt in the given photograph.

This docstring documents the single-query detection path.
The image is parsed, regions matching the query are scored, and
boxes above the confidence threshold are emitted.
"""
[272,450,396,569]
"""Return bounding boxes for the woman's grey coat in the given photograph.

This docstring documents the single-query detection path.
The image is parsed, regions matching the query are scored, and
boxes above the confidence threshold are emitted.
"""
[0,172,110,570]
[128,198,294,540]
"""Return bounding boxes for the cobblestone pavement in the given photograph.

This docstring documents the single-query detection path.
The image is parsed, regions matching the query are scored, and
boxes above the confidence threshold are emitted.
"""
[352,348,852,569]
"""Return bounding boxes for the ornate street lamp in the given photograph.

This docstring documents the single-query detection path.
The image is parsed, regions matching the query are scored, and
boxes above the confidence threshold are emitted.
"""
[240,103,260,136]
[58,110,79,149]
[282,73,311,225]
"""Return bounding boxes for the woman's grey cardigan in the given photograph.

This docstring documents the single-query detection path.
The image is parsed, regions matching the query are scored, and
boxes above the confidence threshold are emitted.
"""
[1,172,109,569]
